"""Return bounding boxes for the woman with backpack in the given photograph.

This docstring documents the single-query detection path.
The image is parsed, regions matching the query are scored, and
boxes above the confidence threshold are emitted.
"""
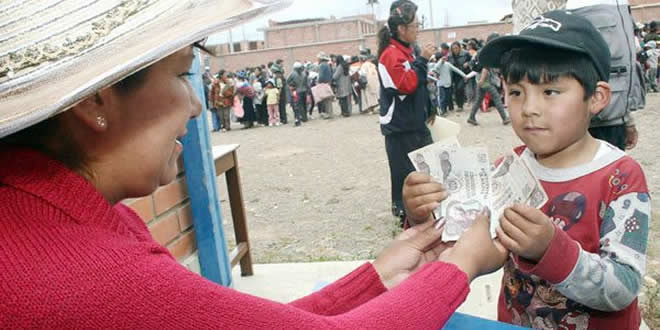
[333,55,353,117]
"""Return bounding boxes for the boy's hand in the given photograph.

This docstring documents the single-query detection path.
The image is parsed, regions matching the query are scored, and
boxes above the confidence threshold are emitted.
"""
[402,172,448,226]
[496,205,555,262]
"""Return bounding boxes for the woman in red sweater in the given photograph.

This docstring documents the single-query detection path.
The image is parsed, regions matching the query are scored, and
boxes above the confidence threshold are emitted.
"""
[0,0,507,328]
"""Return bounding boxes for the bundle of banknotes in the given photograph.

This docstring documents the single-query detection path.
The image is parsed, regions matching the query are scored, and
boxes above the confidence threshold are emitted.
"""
[408,137,548,242]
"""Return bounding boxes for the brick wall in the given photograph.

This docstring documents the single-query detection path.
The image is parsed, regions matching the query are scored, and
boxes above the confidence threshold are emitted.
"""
[209,4,660,72]
[632,4,660,22]
[209,38,371,75]
[123,157,201,273]
[264,18,372,49]
[209,22,513,72]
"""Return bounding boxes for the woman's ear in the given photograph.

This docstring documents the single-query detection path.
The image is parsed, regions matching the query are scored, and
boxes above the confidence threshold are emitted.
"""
[69,89,113,132]
[588,81,612,116]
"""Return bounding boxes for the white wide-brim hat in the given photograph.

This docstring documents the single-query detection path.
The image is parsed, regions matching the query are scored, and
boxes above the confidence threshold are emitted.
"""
[0,0,290,138]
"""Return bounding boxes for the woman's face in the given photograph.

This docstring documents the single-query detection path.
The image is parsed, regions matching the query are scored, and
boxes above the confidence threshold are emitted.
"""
[398,17,420,44]
[451,44,461,55]
[101,46,201,198]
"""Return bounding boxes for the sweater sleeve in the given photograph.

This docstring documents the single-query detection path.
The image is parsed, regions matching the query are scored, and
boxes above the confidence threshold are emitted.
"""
[288,262,387,315]
[552,192,650,312]
[33,251,469,329]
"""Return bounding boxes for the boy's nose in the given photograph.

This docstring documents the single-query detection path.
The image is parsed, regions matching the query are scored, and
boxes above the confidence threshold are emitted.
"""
[521,96,541,117]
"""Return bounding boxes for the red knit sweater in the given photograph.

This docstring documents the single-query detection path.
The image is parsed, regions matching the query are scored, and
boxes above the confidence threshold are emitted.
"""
[0,148,469,328]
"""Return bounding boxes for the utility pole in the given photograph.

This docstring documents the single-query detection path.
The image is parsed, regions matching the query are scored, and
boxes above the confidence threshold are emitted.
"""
[367,0,378,20]
[228,29,233,53]
[428,0,434,28]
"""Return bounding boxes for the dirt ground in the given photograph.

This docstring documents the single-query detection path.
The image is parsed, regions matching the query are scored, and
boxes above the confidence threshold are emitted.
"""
[211,95,659,325]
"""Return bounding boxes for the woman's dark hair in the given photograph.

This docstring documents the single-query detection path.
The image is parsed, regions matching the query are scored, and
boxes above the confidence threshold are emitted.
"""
[1,65,155,173]
[336,56,349,75]
[114,67,150,94]
[377,0,418,60]
[500,47,600,100]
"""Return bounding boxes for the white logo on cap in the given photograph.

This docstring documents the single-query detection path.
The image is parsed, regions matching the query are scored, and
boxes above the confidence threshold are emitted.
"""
[524,15,562,32]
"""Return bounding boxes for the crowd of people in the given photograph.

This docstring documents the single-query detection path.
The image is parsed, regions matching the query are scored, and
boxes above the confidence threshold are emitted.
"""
[201,50,381,131]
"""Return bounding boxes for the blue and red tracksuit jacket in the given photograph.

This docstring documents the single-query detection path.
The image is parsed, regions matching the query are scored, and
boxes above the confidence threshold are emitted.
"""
[378,38,430,136]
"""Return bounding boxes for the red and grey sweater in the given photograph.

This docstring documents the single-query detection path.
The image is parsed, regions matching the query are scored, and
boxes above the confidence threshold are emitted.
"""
[0,148,469,328]
[498,143,650,330]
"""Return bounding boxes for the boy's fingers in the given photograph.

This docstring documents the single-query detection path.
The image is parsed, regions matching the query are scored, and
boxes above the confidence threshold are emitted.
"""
[410,191,447,208]
[503,208,534,234]
[413,201,440,216]
[405,172,434,185]
[496,226,520,254]
[511,204,546,224]
[499,215,527,244]
[409,182,446,197]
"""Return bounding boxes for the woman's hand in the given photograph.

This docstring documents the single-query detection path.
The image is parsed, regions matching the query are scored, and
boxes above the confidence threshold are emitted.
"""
[372,219,451,289]
[402,172,447,226]
[440,212,509,282]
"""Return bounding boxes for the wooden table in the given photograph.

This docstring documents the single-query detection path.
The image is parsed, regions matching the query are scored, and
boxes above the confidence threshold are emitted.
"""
[212,144,253,276]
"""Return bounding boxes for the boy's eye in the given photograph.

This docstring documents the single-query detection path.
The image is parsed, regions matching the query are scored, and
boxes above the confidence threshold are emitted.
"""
[179,72,195,78]
[544,89,560,96]
[508,90,521,97]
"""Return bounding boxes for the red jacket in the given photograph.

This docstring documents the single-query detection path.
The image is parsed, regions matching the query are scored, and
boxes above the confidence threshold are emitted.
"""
[378,38,432,135]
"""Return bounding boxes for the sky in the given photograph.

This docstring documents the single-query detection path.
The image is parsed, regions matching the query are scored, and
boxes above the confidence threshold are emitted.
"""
[208,0,513,45]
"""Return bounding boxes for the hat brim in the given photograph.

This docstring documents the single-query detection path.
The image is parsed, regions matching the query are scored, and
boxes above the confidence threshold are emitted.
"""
[0,0,291,138]
[478,34,588,69]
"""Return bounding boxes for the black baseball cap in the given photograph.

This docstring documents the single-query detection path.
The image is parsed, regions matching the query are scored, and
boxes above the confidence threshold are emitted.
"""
[478,10,611,81]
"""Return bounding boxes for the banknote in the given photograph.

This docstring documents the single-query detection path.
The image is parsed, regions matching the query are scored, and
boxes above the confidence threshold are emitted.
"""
[408,137,461,179]
[490,152,549,236]
[408,141,549,242]
[435,147,491,242]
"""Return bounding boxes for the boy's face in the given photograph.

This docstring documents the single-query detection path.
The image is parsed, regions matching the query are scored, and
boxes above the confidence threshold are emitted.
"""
[506,76,596,159]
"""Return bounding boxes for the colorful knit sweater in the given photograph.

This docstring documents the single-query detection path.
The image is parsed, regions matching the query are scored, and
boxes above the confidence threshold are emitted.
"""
[0,148,469,328]
[498,142,650,330]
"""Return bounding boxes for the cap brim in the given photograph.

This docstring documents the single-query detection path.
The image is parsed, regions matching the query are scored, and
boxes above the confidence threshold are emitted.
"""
[478,34,588,69]
[0,0,291,138]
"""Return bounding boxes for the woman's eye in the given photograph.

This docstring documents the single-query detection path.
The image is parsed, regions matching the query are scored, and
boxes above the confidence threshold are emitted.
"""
[179,72,195,78]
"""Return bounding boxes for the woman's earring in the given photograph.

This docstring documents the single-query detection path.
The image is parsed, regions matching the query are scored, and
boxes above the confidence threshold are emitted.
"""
[96,116,107,128]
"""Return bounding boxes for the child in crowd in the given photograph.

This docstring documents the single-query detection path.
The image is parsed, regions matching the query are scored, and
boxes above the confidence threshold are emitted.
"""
[403,11,650,329]
[431,52,466,116]
[264,80,281,126]
[645,40,660,92]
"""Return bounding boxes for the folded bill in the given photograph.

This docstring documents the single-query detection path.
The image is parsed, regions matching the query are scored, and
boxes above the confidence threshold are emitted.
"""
[490,152,549,237]
[409,140,548,241]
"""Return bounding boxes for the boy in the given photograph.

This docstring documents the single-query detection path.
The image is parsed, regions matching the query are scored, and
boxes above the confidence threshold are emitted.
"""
[645,40,659,92]
[403,10,650,329]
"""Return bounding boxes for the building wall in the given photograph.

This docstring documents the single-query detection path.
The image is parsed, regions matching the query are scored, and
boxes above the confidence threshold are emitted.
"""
[124,158,200,273]
[264,19,371,48]
[210,3,660,72]
[210,21,514,72]
[631,3,660,22]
